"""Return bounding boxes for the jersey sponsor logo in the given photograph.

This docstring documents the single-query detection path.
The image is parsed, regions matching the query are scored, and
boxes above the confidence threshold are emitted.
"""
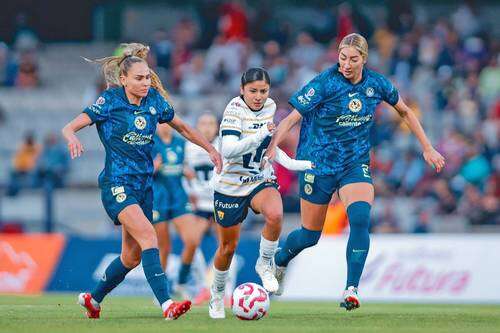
[134,116,147,130]
[89,105,102,114]
[297,88,316,106]
[149,106,157,115]
[215,200,239,209]
[222,117,238,125]
[250,123,265,130]
[306,88,315,97]
[304,173,315,183]
[111,186,125,196]
[231,101,242,108]
[366,87,374,97]
[348,92,358,97]
[348,98,362,113]
[240,174,264,185]
[304,184,313,195]
[217,210,225,220]
[335,114,372,127]
[122,132,153,145]
[361,164,371,178]
[116,193,127,203]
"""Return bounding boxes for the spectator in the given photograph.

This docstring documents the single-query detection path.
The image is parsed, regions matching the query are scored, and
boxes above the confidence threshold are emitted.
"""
[7,132,41,196]
[35,133,70,189]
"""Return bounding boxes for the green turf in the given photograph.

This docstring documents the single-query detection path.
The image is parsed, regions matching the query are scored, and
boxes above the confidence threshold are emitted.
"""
[0,294,499,333]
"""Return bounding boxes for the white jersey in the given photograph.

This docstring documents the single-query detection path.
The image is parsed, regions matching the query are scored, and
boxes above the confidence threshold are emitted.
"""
[213,96,276,197]
[185,137,219,212]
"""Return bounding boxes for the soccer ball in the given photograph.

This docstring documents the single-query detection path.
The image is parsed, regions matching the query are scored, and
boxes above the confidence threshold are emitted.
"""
[231,282,270,320]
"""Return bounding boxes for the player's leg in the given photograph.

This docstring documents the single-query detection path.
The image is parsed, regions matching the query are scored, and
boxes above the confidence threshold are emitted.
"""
[119,204,191,319]
[153,221,171,271]
[172,213,209,296]
[338,182,374,311]
[209,223,241,319]
[249,186,283,293]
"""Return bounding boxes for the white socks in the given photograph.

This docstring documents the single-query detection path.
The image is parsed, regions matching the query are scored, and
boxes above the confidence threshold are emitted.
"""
[212,266,229,294]
[259,235,279,265]
[161,299,173,312]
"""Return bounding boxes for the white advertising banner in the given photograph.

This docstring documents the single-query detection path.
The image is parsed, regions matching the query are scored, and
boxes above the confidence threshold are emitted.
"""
[281,235,500,303]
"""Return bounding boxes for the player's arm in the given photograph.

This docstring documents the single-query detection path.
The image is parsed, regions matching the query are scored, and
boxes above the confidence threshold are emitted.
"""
[61,113,93,159]
[153,153,162,173]
[274,147,313,171]
[167,115,222,173]
[221,123,275,159]
[392,97,445,173]
[264,110,302,162]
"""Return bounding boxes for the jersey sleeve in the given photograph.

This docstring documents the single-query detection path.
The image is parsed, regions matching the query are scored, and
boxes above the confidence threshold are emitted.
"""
[220,102,243,137]
[379,75,400,106]
[157,92,175,124]
[83,92,111,124]
[288,72,327,116]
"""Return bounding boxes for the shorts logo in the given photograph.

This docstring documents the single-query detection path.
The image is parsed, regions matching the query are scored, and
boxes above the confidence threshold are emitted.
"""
[348,98,362,113]
[111,186,125,196]
[149,106,157,115]
[217,210,225,220]
[116,193,127,203]
[304,184,313,195]
[366,87,374,97]
[304,173,315,183]
[134,116,147,130]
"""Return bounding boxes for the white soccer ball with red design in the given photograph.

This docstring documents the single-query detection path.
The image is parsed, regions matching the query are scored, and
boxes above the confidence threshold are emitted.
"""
[231,282,270,320]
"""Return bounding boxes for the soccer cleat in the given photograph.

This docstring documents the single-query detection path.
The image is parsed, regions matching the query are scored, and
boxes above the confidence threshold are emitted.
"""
[163,300,192,320]
[208,287,225,319]
[255,257,279,293]
[274,265,287,296]
[340,286,360,311]
[77,293,101,319]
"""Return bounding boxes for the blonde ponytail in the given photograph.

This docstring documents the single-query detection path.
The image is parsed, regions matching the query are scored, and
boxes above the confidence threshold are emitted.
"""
[84,42,171,101]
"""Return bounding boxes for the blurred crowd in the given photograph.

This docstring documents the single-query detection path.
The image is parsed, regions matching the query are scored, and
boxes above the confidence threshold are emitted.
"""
[3,1,499,231]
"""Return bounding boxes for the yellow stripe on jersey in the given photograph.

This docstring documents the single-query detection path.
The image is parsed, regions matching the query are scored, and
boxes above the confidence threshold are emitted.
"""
[218,179,264,187]
[242,130,258,134]
[241,114,274,121]
[225,162,243,166]
[220,125,242,131]
[222,171,253,177]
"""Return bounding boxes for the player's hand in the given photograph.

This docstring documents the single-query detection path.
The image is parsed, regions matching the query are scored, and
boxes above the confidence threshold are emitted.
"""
[261,145,276,169]
[267,122,276,134]
[261,157,276,181]
[209,149,223,174]
[423,147,445,173]
[66,134,84,159]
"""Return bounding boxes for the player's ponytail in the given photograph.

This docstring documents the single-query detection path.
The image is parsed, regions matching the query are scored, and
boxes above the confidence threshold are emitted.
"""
[241,67,271,87]
[84,43,171,101]
[338,33,368,61]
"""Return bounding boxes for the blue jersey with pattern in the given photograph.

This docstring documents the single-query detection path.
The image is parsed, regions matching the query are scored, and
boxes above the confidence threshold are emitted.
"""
[153,134,186,187]
[289,64,399,176]
[83,87,175,189]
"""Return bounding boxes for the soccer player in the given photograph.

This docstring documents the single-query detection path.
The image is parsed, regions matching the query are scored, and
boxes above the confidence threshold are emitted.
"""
[152,122,207,299]
[61,43,222,320]
[265,33,445,310]
[208,68,313,319]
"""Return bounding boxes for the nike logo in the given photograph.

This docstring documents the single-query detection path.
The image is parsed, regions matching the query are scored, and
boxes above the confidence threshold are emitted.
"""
[134,110,146,115]
[154,273,165,277]
[101,273,107,282]
[348,92,358,97]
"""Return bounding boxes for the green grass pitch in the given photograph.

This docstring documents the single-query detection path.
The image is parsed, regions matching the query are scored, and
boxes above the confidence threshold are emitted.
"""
[1,294,499,333]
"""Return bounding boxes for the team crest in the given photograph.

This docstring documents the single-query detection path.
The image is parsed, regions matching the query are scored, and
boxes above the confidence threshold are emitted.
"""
[217,210,225,220]
[149,106,157,115]
[366,87,374,97]
[116,193,127,203]
[348,98,362,113]
[304,184,313,195]
[166,150,178,163]
[134,116,147,130]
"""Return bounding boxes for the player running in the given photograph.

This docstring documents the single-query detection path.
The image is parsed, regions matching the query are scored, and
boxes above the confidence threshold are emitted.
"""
[61,43,222,320]
[208,68,313,319]
[152,123,207,299]
[265,33,445,311]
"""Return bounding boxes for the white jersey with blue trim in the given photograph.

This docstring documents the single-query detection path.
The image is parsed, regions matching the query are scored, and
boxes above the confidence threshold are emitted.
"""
[213,96,276,197]
[185,137,219,212]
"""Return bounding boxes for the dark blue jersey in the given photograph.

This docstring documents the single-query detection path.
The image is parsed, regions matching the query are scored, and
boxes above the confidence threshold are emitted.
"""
[83,87,174,189]
[289,64,399,176]
[153,134,186,187]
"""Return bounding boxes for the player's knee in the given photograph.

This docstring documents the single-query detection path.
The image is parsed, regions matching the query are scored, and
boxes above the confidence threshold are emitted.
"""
[264,209,283,228]
[138,227,158,249]
[219,239,238,258]
[299,227,322,248]
[121,250,141,268]
[346,201,371,230]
